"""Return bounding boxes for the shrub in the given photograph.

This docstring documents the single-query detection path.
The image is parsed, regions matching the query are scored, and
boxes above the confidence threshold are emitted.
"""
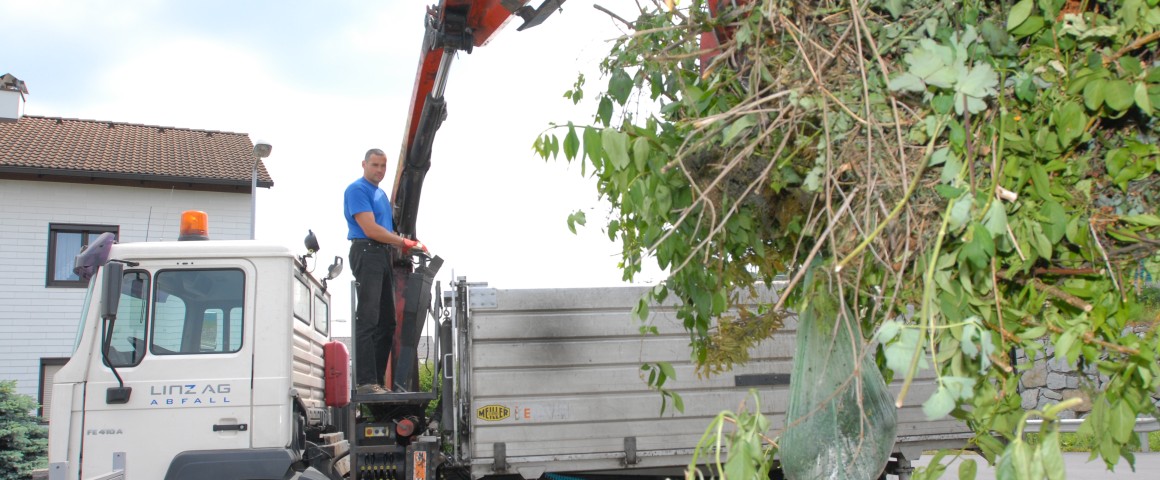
[0,380,47,480]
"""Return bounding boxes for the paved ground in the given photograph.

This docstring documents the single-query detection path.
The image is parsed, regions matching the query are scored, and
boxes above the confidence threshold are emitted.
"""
[911,452,1160,479]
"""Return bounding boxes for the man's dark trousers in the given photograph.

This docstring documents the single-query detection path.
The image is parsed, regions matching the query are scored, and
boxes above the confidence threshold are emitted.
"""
[350,240,395,387]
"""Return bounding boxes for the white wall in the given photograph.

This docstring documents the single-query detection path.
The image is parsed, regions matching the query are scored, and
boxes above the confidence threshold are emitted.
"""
[0,179,251,397]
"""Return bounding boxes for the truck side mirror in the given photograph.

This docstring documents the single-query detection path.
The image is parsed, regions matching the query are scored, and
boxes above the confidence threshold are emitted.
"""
[101,262,124,321]
[99,261,132,404]
[74,232,117,281]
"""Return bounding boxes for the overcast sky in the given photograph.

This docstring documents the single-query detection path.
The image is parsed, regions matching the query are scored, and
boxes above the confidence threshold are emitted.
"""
[1,0,659,335]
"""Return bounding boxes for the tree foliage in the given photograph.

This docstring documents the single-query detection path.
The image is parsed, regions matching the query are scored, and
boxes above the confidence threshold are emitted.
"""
[535,0,1160,476]
[0,380,47,480]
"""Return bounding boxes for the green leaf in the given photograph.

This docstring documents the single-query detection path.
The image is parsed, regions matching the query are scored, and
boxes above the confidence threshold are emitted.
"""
[1135,82,1153,115]
[923,386,955,420]
[884,0,905,18]
[1042,200,1067,243]
[655,184,672,215]
[996,448,1017,480]
[1105,80,1136,111]
[597,96,614,126]
[889,72,927,93]
[632,136,650,171]
[949,120,966,148]
[1111,401,1136,443]
[906,40,956,88]
[960,223,996,269]
[876,319,903,342]
[1055,329,1077,360]
[949,195,973,232]
[941,149,963,184]
[930,147,951,167]
[632,298,650,322]
[1007,0,1034,31]
[1022,325,1047,339]
[566,210,586,234]
[984,201,1009,238]
[657,361,677,380]
[602,129,630,170]
[607,68,633,106]
[1041,430,1065,480]
[1010,16,1045,37]
[884,328,927,372]
[1054,101,1087,146]
[1016,74,1037,102]
[722,115,756,145]
[1083,78,1107,111]
[958,458,978,480]
[1121,214,1160,226]
[1029,163,1052,200]
[563,123,580,160]
[583,127,603,167]
[1013,440,1035,480]
[936,184,966,199]
[932,93,956,114]
[958,63,999,100]
[1119,56,1144,76]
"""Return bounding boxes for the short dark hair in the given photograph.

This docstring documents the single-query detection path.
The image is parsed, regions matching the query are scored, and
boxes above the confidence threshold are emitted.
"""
[364,148,386,161]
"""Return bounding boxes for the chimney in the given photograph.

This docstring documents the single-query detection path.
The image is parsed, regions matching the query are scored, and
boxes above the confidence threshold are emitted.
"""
[1,73,28,122]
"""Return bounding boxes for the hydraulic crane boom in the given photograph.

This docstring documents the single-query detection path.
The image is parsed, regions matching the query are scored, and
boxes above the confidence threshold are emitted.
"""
[391,0,565,238]
[383,0,565,395]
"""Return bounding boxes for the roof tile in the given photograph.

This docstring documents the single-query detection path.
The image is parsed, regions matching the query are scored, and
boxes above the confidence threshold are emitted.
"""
[0,115,272,187]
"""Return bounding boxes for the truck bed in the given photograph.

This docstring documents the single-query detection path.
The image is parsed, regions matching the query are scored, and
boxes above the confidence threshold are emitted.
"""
[464,286,971,478]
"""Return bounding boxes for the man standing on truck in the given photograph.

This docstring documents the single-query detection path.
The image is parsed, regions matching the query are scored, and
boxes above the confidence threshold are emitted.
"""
[345,148,422,395]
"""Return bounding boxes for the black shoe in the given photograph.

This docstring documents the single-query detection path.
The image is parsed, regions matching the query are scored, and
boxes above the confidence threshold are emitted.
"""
[356,384,388,395]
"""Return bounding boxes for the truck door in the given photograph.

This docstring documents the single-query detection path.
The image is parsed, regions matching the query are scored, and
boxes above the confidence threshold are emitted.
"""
[81,265,254,479]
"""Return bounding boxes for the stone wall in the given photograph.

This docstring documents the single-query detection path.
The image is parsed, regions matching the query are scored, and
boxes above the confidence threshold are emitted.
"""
[1018,323,1159,418]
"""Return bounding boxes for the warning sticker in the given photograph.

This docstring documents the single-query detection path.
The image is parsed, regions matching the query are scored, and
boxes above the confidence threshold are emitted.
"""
[476,404,511,421]
[414,451,427,480]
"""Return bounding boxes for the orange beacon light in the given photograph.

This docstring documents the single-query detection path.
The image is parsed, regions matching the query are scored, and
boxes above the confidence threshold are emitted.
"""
[178,210,210,241]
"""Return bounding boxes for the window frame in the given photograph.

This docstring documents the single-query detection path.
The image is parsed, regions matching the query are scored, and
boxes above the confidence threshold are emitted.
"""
[292,275,311,326]
[46,223,119,288]
[38,357,69,421]
[102,269,151,369]
[314,293,329,335]
[150,268,247,356]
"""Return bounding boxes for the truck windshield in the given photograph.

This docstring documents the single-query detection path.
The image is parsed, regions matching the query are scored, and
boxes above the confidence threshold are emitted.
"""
[151,269,245,355]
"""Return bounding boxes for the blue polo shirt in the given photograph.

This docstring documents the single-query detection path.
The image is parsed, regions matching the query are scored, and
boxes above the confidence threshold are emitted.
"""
[344,177,395,240]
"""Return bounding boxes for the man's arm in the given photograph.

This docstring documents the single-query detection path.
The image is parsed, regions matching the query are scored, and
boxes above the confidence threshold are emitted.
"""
[353,212,414,248]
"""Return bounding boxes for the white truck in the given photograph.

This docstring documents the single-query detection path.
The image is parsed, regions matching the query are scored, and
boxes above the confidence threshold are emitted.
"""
[45,209,971,480]
[47,213,355,480]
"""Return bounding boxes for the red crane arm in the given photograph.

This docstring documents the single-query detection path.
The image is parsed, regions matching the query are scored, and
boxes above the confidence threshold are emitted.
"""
[391,0,565,238]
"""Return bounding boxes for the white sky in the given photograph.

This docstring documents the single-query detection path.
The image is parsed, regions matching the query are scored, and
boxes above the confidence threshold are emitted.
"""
[1,0,660,335]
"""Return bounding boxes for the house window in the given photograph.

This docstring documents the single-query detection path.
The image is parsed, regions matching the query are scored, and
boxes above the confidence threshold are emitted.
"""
[47,224,119,287]
[38,357,69,421]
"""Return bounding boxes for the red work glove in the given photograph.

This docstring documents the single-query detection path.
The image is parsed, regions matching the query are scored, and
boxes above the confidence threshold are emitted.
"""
[402,238,428,253]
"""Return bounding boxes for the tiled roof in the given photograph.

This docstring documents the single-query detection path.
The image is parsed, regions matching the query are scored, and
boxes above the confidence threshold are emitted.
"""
[0,115,272,189]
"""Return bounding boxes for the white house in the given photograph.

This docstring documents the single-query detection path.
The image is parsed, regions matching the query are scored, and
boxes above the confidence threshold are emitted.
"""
[0,74,274,418]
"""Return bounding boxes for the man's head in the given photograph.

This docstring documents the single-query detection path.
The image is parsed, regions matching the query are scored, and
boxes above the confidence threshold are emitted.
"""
[362,148,388,185]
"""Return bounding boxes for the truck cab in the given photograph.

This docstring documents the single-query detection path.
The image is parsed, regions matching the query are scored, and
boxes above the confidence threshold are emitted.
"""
[47,212,343,479]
